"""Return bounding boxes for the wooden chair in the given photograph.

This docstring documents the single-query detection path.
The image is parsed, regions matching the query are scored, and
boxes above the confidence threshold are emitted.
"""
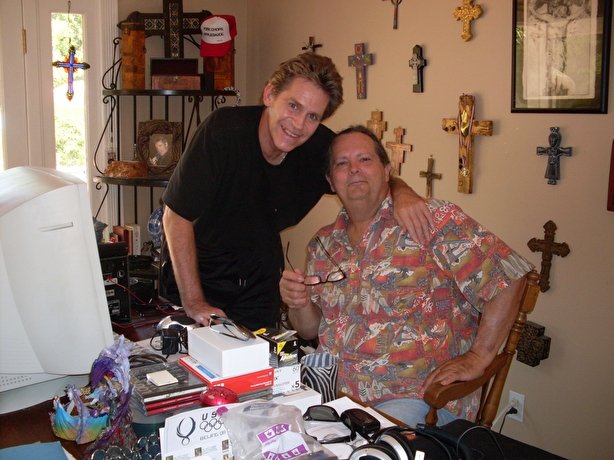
[423,270,541,427]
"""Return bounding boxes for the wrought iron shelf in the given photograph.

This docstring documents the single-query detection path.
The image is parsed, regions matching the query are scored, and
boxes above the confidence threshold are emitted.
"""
[102,89,236,97]
[93,175,170,188]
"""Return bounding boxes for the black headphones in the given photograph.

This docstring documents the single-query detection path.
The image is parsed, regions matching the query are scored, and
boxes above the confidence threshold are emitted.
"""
[349,426,417,460]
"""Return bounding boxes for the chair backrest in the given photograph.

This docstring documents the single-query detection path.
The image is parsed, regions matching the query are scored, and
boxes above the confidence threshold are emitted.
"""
[423,270,541,427]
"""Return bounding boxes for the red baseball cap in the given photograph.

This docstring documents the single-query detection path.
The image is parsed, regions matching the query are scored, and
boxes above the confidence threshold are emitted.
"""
[200,15,237,57]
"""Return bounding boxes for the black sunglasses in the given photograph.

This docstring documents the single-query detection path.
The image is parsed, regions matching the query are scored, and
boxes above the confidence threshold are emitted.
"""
[285,237,346,286]
[303,405,357,445]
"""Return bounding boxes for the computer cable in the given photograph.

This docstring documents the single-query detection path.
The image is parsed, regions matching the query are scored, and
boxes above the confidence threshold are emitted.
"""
[128,352,167,368]
[457,424,506,460]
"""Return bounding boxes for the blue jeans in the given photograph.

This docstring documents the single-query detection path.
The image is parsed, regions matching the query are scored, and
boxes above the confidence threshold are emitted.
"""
[374,398,459,429]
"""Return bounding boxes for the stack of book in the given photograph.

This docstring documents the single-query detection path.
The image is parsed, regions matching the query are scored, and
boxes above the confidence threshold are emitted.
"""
[178,355,274,401]
[130,360,206,416]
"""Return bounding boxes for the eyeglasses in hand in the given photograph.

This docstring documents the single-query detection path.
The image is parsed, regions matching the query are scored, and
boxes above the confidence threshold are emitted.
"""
[209,314,255,342]
[285,237,346,286]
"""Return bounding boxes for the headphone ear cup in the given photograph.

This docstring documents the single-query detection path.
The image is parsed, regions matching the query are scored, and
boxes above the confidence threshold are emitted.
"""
[375,428,414,460]
[349,443,398,460]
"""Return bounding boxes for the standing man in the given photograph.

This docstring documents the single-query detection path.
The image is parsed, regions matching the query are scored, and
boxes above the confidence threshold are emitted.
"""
[281,125,533,427]
[162,53,430,330]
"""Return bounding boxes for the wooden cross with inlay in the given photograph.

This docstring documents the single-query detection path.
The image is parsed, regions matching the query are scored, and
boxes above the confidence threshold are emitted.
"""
[385,127,412,175]
[129,0,209,58]
[527,220,570,292]
[348,43,374,99]
[408,45,427,93]
[419,156,442,199]
[367,110,387,141]
[537,127,572,185]
[52,45,90,101]
[454,0,482,42]
[302,36,322,53]
[442,94,492,194]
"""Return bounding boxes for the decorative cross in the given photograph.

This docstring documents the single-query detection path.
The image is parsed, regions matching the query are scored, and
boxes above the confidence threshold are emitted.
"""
[442,94,492,194]
[453,0,482,42]
[52,45,90,101]
[129,0,209,58]
[385,127,412,175]
[537,127,572,185]
[419,156,442,199]
[302,36,322,53]
[367,110,387,141]
[382,0,403,30]
[527,220,570,292]
[408,45,427,93]
[348,43,374,99]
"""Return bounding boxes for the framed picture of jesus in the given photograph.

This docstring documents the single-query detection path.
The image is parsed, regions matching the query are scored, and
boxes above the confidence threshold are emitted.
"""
[511,0,612,113]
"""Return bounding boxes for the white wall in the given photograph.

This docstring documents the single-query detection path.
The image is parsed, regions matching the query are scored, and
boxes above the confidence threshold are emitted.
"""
[245,2,614,459]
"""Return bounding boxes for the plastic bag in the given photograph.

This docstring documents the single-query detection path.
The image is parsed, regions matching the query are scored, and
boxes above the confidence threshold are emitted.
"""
[219,401,335,460]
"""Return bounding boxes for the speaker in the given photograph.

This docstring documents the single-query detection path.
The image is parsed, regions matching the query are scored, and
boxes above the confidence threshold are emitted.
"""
[98,242,130,322]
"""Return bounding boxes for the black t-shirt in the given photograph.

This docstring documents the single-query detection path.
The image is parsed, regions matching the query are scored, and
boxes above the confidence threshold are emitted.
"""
[162,106,333,329]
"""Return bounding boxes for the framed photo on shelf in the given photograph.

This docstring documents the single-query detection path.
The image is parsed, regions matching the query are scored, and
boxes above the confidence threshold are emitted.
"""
[137,120,183,176]
[512,0,612,113]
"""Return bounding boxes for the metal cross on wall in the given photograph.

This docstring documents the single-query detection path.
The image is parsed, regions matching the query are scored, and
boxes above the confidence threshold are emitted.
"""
[385,127,412,175]
[408,45,427,93]
[302,36,322,53]
[527,220,570,292]
[453,0,482,41]
[419,156,442,198]
[52,45,90,101]
[536,127,572,185]
[348,43,374,99]
[442,94,492,194]
[367,110,387,141]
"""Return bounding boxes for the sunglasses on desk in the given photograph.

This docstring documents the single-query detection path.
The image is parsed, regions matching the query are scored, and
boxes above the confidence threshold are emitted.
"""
[303,405,357,445]
[209,314,255,342]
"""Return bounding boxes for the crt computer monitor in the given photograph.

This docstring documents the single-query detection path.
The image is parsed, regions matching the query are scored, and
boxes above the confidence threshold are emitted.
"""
[0,166,114,414]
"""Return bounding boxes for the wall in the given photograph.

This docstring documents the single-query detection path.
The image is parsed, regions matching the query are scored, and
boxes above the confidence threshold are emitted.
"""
[244,1,614,459]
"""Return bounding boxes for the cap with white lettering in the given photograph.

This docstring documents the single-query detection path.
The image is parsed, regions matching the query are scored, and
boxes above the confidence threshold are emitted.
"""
[200,15,237,57]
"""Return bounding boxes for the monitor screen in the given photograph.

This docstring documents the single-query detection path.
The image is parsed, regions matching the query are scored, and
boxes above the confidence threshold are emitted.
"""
[0,166,114,414]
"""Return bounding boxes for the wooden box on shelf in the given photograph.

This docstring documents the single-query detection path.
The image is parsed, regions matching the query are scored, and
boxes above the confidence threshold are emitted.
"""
[150,58,199,90]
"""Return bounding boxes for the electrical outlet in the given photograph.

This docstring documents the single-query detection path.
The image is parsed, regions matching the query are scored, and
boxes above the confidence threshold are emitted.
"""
[508,390,525,422]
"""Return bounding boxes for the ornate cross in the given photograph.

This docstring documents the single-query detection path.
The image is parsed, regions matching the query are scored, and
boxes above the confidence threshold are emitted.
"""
[382,0,403,29]
[408,45,427,93]
[348,43,374,99]
[527,220,570,292]
[442,94,492,194]
[367,110,387,141]
[385,127,412,175]
[52,45,90,101]
[537,127,572,185]
[419,156,442,199]
[453,0,482,42]
[302,36,323,53]
[129,0,209,58]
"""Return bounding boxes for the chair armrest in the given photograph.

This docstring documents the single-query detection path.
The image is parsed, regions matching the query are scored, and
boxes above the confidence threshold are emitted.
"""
[423,353,508,410]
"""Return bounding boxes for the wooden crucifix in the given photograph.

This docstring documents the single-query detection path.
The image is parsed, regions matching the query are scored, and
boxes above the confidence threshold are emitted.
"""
[537,127,572,185]
[453,0,482,42]
[348,43,374,99]
[527,220,570,292]
[52,45,90,101]
[367,110,387,141]
[419,156,442,199]
[385,127,412,175]
[382,0,403,29]
[408,45,427,93]
[302,36,322,53]
[127,0,209,58]
[442,94,492,194]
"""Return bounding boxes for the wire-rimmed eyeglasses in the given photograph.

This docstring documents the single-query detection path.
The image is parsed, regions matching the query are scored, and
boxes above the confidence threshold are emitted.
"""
[209,314,255,341]
[303,405,357,445]
[285,237,346,286]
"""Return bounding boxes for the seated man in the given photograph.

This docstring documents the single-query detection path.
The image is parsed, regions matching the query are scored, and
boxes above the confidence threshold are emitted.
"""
[280,125,533,428]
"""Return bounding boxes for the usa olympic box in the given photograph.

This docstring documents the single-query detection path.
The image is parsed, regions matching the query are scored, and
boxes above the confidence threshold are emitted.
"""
[188,325,269,377]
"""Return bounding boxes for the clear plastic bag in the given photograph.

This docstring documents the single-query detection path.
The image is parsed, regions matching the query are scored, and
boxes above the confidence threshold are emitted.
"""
[219,401,336,460]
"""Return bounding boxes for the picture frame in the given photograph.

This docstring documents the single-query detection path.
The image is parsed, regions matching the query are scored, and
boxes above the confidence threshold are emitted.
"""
[512,0,612,113]
[136,120,183,176]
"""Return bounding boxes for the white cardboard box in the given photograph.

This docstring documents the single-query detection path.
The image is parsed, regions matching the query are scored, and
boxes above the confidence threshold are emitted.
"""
[273,364,301,395]
[188,325,269,377]
[271,384,322,415]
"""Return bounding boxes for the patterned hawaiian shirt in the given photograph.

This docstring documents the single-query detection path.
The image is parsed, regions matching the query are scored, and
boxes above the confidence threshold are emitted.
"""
[308,196,533,419]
